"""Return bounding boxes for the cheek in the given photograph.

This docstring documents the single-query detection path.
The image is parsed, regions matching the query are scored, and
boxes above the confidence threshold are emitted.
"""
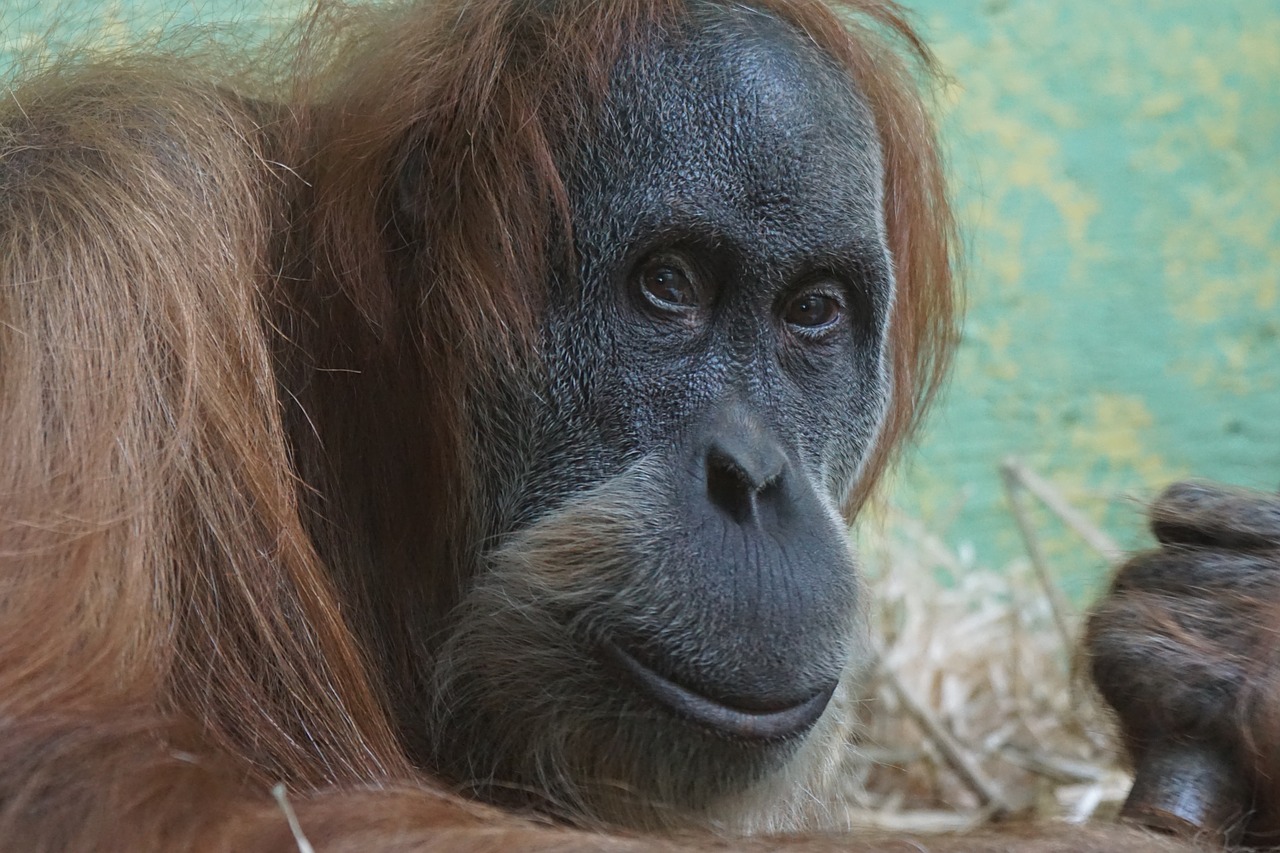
[801,366,890,502]
[475,318,657,532]
[559,315,723,454]
[465,346,624,537]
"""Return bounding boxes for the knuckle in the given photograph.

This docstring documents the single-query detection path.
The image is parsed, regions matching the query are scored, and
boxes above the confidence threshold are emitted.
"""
[1112,546,1280,597]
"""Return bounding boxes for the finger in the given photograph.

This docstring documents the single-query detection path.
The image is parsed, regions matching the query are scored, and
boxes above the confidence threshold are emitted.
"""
[1150,481,1280,550]
[1112,546,1280,597]
[1087,594,1246,742]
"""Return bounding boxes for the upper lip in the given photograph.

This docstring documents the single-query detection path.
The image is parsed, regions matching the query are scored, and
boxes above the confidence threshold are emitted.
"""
[601,639,836,741]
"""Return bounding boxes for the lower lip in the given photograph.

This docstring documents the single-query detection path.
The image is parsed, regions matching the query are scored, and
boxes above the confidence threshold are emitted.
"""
[600,640,836,741]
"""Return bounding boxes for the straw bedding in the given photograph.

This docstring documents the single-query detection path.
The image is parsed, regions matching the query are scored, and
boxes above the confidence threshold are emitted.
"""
[821,469,1133,832]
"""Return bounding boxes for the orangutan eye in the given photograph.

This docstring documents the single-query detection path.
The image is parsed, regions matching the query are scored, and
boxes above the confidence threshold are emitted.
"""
[783,290,842,330]
[637,259,698,313]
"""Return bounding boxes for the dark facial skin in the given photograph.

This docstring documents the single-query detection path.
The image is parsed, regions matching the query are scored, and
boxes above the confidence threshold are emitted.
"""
[545,9,890,722]
[428,4,894,826]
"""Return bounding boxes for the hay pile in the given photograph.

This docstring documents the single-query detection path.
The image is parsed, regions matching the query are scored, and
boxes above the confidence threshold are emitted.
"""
[825,460,1134,832]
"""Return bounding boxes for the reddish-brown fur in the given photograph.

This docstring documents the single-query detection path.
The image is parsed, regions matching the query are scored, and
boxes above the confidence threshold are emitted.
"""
[0,0,1226,850]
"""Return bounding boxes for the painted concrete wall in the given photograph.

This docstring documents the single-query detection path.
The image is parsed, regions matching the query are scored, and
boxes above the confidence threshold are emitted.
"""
[5,1,1278,594]
[897,0,1280,594]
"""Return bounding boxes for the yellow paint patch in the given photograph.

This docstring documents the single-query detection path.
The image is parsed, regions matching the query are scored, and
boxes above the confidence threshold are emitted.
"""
[1070,395,1173,486]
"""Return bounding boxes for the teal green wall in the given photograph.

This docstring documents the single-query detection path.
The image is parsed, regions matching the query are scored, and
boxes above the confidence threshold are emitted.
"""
[897,1,1280,595]
[5,1,1278,595]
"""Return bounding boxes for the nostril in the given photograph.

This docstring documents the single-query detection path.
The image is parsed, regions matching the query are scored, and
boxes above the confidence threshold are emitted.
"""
[707,450,755,522]
[705,447,784,523]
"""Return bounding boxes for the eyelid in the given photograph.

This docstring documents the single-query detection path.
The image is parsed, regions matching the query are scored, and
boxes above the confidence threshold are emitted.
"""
[779,278,847,311]
[634,252,702,315]
[777,279,849,338]
[800,281,845,301]
[647,252,696,281]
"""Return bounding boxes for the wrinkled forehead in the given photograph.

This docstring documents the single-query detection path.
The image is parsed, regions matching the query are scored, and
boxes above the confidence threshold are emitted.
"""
[577,5,886,236]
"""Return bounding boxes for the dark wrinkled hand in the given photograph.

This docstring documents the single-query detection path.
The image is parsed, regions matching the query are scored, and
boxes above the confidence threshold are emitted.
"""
[1086,481,1280,839]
